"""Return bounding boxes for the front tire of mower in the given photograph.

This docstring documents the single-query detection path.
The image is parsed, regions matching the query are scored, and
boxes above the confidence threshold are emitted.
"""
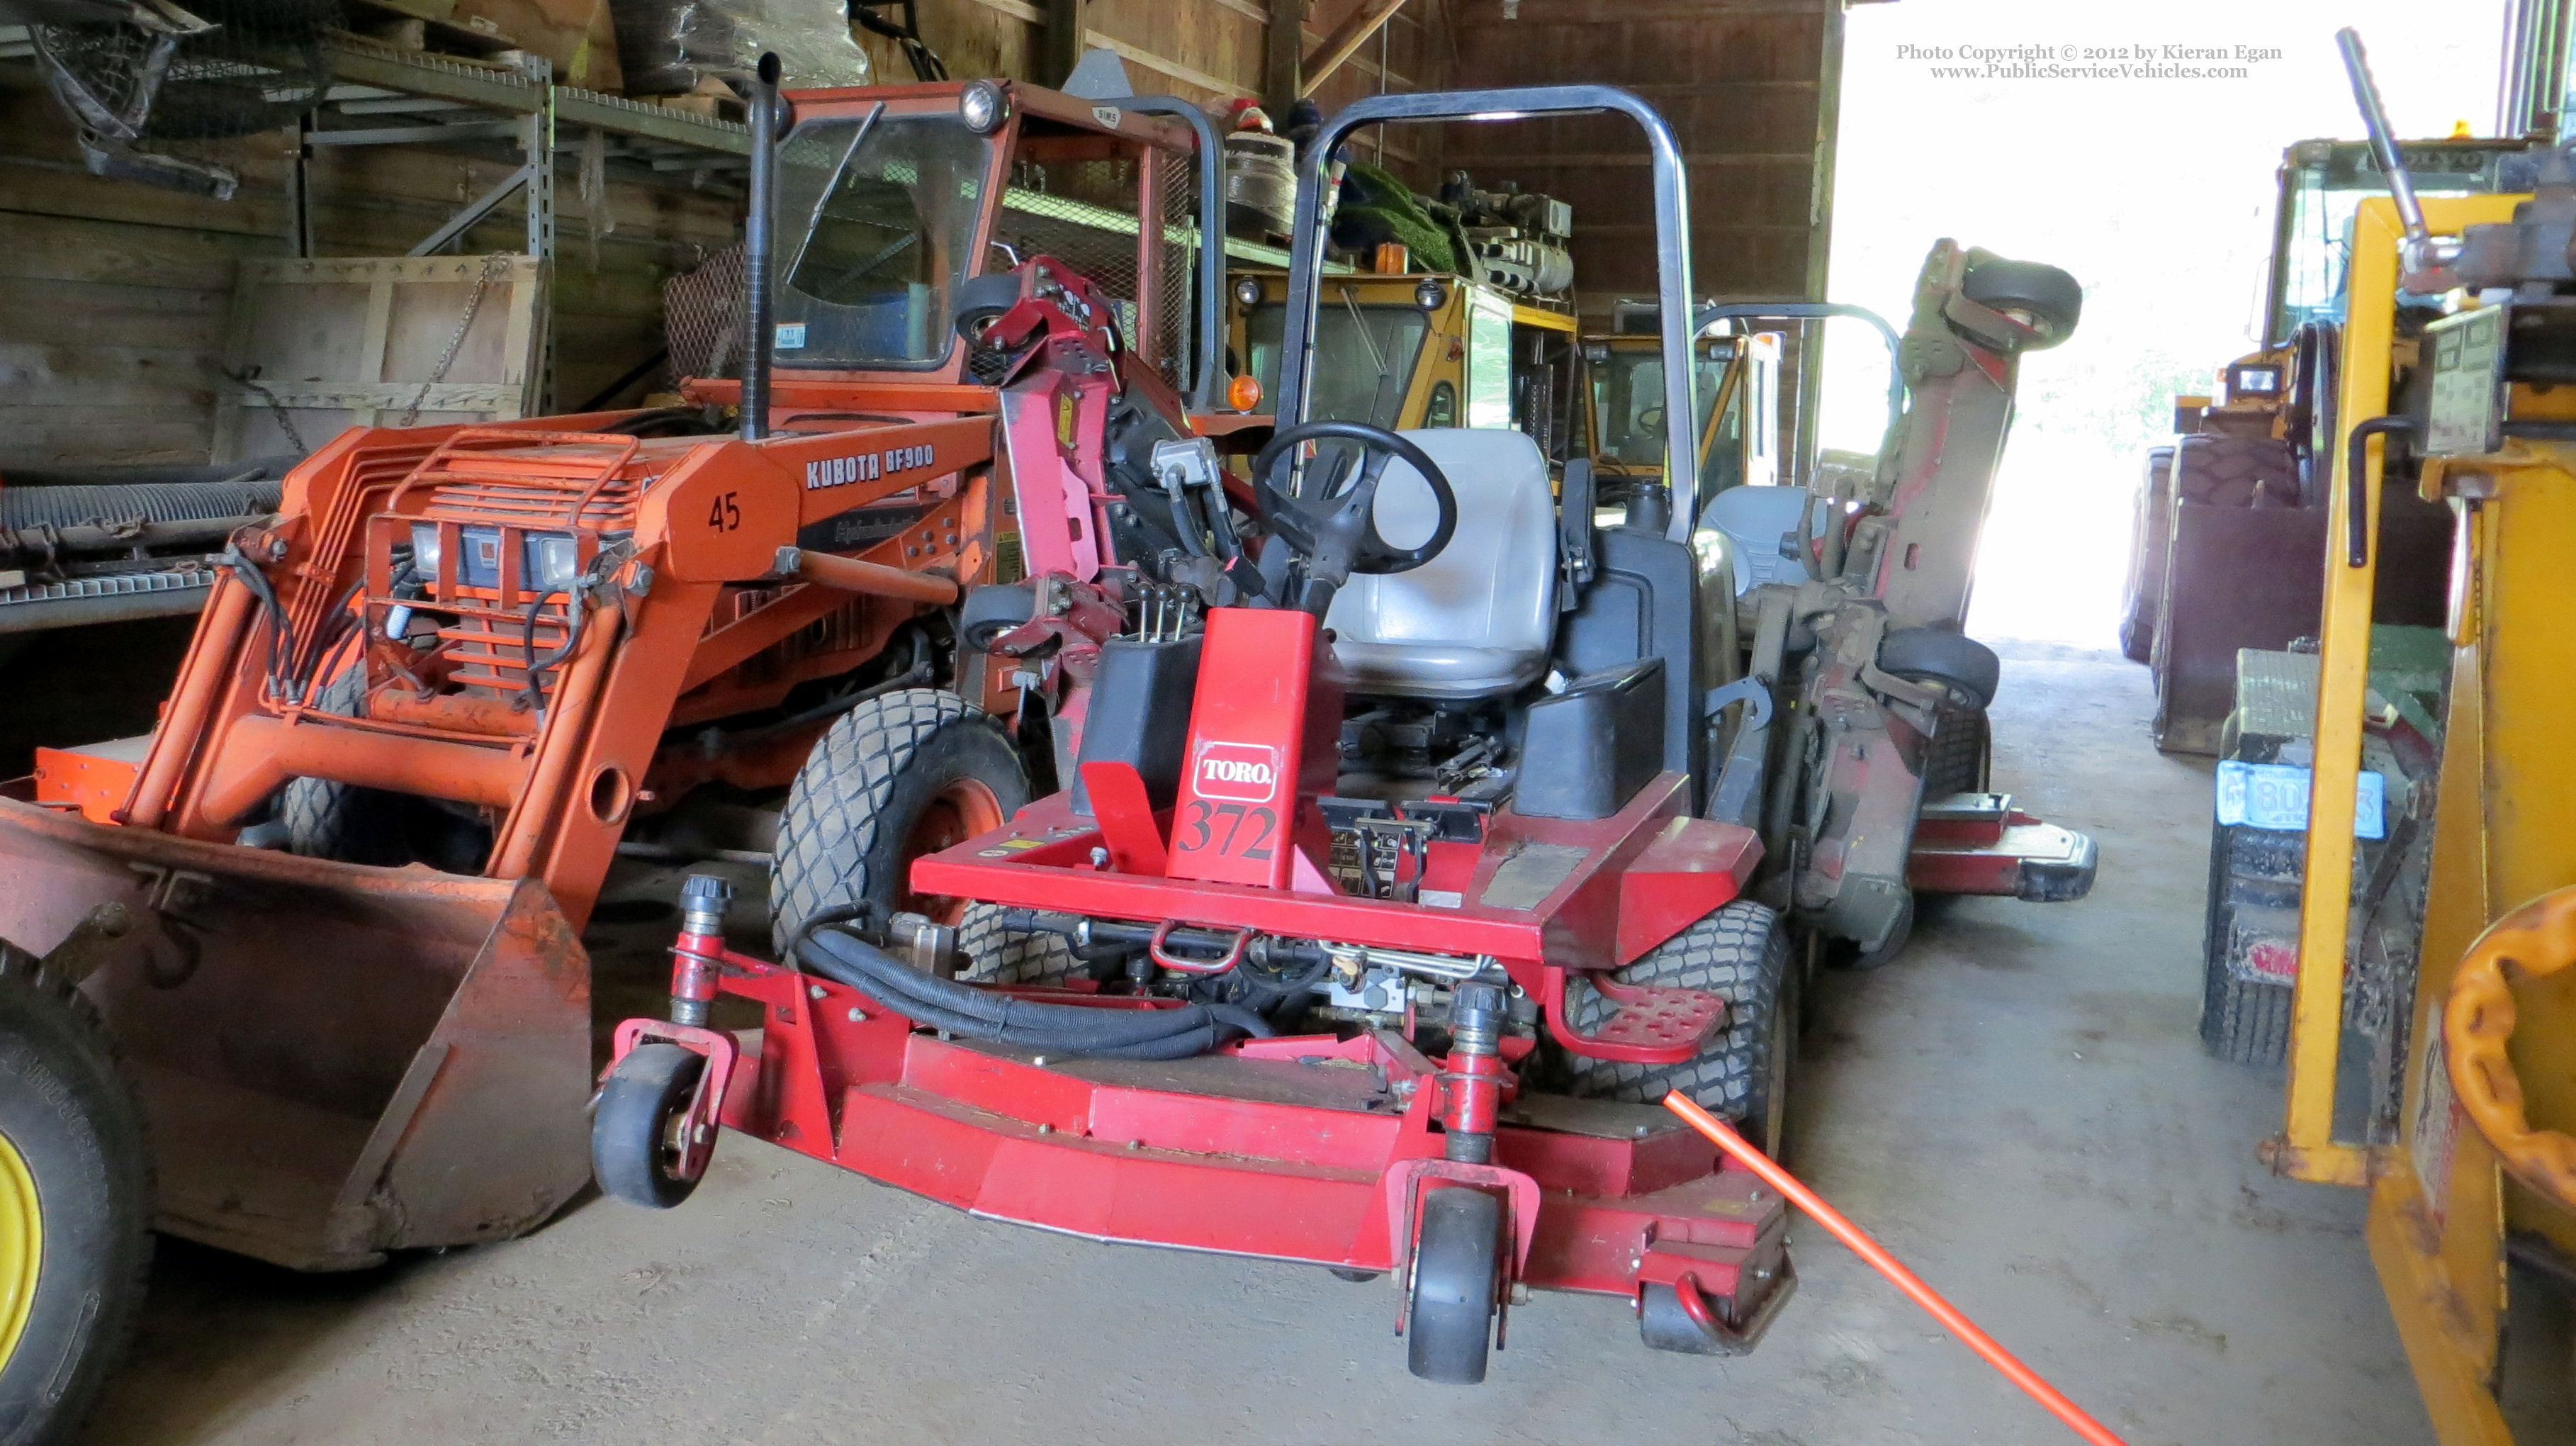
[770,689,1030,952]
[1406,1186,1502,1385]
[1560,900,1797,1157]
[0,946,150,1446]
[1959,258,2082,349]
[592,1043,705,1210]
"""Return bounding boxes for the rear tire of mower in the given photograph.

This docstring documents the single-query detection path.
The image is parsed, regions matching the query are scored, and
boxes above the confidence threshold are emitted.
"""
[0,946,150,1446]
[592,1043,704,1210]
[770,689,1030,953]
[1406,1186,1502,1385]
[1560,900,1796,1157]
[1920,701,1989,800]
[955,904,1078,986]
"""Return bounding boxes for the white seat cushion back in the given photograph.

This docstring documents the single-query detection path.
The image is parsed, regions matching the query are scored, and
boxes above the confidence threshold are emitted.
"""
[1704,484,1818,594]
[1324,427,1558,700]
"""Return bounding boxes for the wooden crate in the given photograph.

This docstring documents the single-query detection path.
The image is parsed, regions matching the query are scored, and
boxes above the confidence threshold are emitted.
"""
[212,254,547,463]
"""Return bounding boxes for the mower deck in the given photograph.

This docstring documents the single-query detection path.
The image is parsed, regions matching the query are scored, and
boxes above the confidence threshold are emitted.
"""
[703,951,1792,1321]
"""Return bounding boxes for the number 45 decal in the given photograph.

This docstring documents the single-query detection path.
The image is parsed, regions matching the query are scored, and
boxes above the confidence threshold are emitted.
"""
[707,491,742,530]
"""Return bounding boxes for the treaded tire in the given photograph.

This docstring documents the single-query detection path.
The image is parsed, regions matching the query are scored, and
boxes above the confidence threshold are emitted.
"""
[1920,701,1989,800]
[591,1043,704,1209]
[1961,258,2081,349]
[2199,819,2293,1067]
[2171,432,2297,509]
[0,945,150,1446]
[1879,627,2001,710]
[283,669,490,871]
[2121,445,2176,663]
[770,689,1030,951]
[1405,1186,1501,1385]
[1560,900,1796,1154]
[955,903,1077,985]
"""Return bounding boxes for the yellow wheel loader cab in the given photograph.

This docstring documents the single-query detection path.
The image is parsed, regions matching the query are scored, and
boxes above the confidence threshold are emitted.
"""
[1577,327,1779,500]
[1227,270,1577,447]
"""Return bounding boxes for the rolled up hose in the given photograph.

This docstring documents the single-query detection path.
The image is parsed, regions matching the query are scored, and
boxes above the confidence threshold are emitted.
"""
[796,928,1272,1059]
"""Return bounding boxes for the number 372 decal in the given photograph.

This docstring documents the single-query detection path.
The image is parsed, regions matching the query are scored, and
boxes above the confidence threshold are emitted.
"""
[1176,800,1276,861]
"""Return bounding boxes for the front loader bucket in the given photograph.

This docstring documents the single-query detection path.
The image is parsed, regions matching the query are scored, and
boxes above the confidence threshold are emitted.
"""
[0,797,591,1270]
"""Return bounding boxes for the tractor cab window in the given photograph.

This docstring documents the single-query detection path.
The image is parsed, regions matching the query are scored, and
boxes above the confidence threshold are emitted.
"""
[1244,288,1431,430]
[1585,342,1725,473]
[2268,140,2533,344]
[774,113,994,369]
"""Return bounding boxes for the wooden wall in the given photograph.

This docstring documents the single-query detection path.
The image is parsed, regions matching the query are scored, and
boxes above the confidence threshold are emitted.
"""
[1446,0,1846,314]
[0,62,736,469]
[0,0,1852,470]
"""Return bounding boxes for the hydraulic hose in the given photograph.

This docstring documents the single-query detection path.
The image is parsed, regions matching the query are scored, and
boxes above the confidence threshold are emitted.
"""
[796,928,1271,1057]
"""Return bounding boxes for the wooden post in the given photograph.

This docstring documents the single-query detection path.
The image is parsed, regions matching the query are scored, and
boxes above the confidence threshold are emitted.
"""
[1042,0,1084,86]
[1264,0,1305,115]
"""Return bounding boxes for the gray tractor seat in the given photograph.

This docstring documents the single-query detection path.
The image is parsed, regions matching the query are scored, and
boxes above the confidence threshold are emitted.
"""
[1324,427,1559,701]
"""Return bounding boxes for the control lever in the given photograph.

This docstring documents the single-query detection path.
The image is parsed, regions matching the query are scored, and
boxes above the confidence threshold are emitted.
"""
[2335,28,2461,288]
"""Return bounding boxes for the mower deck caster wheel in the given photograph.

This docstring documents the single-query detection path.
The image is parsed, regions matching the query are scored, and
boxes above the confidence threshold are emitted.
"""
[593,1043,707,1209]
[1406,1187,1502,1384]
[1638,1281,1748,1357]
[1329,1267,1381,1283]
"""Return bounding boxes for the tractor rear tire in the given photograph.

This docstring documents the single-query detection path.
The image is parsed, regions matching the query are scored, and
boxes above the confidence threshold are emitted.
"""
[592,1043,705,1210]
[0,946,150,1446]
[1560,900,1796,1156]
[771,689,1030,951]
[283,670,492,872]
[2171,433,2297,510]
[1405,1186,1502,1385]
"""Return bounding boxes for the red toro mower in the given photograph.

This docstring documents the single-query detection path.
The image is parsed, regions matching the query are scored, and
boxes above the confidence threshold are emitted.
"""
[597,86,1799,1384]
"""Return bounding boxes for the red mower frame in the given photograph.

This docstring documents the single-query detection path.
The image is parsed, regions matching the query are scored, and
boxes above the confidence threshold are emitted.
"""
[602,84,1800,1383]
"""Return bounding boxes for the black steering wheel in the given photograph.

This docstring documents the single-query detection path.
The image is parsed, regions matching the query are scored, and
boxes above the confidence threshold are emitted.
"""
[1249,421,1460,588]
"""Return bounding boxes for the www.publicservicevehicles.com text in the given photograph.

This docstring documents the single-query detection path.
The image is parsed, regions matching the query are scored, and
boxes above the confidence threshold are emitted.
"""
[1899,43,2285,82]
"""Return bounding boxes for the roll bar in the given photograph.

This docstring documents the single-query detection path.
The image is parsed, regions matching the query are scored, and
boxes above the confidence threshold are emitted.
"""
[1279,86,1700,543]
[1121,96,1227,411]
[1696,301,1907,467]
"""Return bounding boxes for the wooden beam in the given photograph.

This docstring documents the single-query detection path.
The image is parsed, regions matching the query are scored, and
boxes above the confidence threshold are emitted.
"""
[1300,0,1410,97]
[1264,0,1306,115]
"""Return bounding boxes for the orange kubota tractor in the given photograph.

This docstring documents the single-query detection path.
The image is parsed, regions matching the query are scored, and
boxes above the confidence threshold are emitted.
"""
[0,66,1247,1272]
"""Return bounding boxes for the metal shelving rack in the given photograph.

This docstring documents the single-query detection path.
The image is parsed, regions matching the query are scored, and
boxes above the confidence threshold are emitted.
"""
[298,36,750,263]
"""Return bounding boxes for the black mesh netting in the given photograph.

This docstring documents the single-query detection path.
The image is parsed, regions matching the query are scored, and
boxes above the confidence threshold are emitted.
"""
[34,0,342,143]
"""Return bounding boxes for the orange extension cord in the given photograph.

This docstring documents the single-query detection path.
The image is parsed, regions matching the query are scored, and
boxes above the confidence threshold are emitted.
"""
[1663,1093,2132,1446]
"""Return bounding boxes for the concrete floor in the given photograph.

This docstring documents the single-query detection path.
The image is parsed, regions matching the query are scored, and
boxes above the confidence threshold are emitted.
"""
[76,642,2434,1446]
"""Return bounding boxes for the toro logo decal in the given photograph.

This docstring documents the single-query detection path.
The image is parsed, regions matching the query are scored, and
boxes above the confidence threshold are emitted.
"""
[1193,741,1280,803]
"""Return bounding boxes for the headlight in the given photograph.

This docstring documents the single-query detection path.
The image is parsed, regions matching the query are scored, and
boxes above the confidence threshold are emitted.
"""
[409,521,442,576]
[459,526,504,589]
[1414,279,1445,310]
[960,80,1008,134]
[1232,276,1262,308]
[523,531,580,592]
